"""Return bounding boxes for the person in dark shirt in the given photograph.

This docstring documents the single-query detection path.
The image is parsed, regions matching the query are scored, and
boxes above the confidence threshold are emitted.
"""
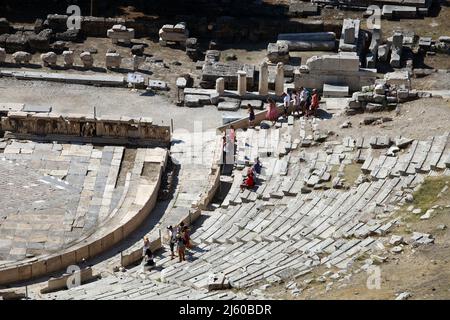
[252,157,262,175]
[248,104,255,128]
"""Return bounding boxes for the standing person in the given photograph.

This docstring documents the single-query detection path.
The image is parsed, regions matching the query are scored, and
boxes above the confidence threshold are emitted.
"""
[300,87,308,116]
[292,90,301,117]
[228,124,237,156]
[306,88,312,115]
[167,225,177,260]
[282,92,291,119]
[266,98,278,126]
[177,221,185,235]
[221,135,227,167]
[176,233,186,262]
[223,134,234,166]
[228,125,236,143]
[248,104,255,128]
[182,226,192,249]
[310,88,320,117]
[142,237,150,258]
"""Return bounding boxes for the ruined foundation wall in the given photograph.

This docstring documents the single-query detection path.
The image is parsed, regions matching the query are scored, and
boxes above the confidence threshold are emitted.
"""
[1,13,341,51]
[0,111,171,144]
[45,14,341,41]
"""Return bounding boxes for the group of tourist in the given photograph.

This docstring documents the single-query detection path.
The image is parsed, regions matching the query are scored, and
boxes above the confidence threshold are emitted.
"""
[264,87,320,126]
[142,222,193,268]
[167,222,192,262]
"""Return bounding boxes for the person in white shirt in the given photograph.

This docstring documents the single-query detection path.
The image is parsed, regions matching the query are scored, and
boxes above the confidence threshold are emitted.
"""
[282,92,291,119]
[299,87,308,116]
[167,226,177,259]
[292,89,301,117]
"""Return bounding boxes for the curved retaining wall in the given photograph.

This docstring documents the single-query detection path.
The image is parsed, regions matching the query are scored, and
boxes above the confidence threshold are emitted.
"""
[0,149,168,286]
[120,134,223,267]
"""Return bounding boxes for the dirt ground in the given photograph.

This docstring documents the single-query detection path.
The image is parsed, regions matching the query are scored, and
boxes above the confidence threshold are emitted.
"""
[1,36,202,103]
[412,71,450,90]
[0,77,236,131]
[317,97,450,141]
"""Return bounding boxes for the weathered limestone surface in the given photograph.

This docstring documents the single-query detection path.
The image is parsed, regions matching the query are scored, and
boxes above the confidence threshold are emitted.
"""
[62,50,74,67]
[267,42,290,63]
[384,70,411,89]
[80,51,94,68]
[237,70,247,96]
[367,27,381,68]
[0,141,168,286]
[0,70,126,87]
[107,24,135,44]
[201,62,255,90]
[40,51,57,67]
[294,52,375,92]
[12,51,32,64]
[216,77,225,95]
[390,32,403,68]
[378,44,390,62]
[288,1,319,17]
[382,5,418,19]
[323,84,349,97]
[259,61,269,96]
[277,32,336,51]
[275,62,284,96]
[105,52,122,69]
[159,23,189,45]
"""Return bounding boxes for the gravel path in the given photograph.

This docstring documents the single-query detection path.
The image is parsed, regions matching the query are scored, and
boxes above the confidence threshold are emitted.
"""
[0,78,248,132]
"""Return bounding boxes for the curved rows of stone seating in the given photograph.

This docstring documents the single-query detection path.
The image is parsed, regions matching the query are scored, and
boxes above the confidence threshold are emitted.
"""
[147,130,450,290]
[36,131,233,299]
[156,182,395,289]
[28,127,450,298]
[40,273,247,300]
[119,131,222,267]
[0,143,168,285]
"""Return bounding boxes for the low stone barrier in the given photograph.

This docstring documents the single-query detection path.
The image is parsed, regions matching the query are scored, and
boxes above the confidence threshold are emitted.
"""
[0,70,126,87]
[120,231,161,267]
[40,267,97,294]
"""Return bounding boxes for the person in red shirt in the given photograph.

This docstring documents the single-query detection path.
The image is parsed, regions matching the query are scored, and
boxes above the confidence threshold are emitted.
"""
[310,89,320,117]
[240,168,255,192]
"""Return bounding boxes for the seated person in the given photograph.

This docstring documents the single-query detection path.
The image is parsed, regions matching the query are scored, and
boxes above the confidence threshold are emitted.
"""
[144,248,155,267]
[240,169,255,192]
[252,157,262,175]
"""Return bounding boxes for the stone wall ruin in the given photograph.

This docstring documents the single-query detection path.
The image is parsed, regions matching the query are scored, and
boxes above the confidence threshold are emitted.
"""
[0,111,171,145]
